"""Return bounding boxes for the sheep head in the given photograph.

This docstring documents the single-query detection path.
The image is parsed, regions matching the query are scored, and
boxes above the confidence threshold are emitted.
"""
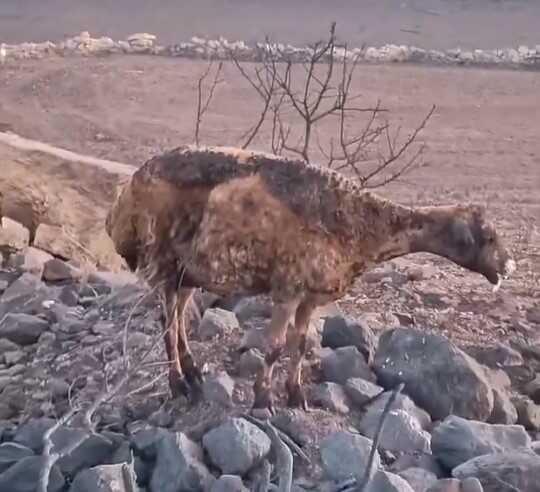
[414,204,515,289]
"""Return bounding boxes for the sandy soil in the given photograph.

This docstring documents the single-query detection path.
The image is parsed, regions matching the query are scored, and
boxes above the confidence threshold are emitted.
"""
[1,0,540,50]
[0,55,538,349]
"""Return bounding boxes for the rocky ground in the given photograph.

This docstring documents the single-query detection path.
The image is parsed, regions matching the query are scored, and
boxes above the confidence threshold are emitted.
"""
[0,244,539,491]
[0,28,539,491]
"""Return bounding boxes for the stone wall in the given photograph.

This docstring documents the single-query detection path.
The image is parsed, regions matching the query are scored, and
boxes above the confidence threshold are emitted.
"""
[1,31,539,69]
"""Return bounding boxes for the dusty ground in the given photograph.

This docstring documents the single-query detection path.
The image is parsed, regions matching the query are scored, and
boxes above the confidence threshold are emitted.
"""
[0,54,538,350]
[1,0,540,50]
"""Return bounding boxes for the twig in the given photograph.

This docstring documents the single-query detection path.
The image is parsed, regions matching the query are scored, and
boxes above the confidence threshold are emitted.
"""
[122,280,166,370]
[357,383,405,491]
[244,414,311,464]
[194,60,224,146]
[266,422,293,492]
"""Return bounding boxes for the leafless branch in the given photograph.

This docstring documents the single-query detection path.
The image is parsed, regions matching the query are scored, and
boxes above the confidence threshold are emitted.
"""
[194,60,224,146]
[244,414,311,464]
[357,383,405,492]
[228,22,435,188]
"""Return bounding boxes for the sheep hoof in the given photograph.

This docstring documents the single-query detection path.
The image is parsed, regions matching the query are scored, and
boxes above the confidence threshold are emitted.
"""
[168,371,191,400]
[287,387,309,411]
[252,389,275,416]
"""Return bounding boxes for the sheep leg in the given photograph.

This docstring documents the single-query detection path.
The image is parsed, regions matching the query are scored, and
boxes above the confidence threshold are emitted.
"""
[175,287,203,399]
[252,299,299,413]
[286,299,316,410]
[161,282,190,399]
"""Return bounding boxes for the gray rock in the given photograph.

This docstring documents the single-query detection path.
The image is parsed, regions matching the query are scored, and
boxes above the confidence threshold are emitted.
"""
[199,308,240,340]
[321,346,375,384]
[49,377,70,399]
[54,428,115,476]
[69,463,138,492]
[0,442,34,473]
[366,471,414,492]
[14,417,56,452]
[397,468,438,492]
[467,342,523,368]
[203,418,271,475]
[0,375,12,392]
[390,453,444,478]
[129,427,168,461]
[239,327,266,352]
[0,456,64,492]
[8,247,53,277]
[460,477,484,492]
[525,375,540,404]
[151,431,213,492]
[237,349,265,377]
[426,479,461,492]
[363,391,431,430]
[43,259,81,282]
[87,270,138,288]
[526,306,540,324]
[359,409,431,453]
[3,349,24,366]
[310,382,350,414]
[233,296,272,323]
[0,402,16,420]
[344,378,382,407]
[321,315,378,361]
[489,387,518,425]
[271,409,312,447]
[202,371,235,407]
[374,328,494,421]
[513,396,540,431]
[0,313,49,345]
[320,431,379,481]
[0,337,21,353]
[431,415,532,469]
[0,273,57,319]
[453,450,540,492]
[211,475,248,492]
[58,284,80,306]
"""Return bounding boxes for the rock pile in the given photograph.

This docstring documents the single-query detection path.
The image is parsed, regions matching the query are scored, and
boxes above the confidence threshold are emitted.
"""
[1,32,539,69]
[0,243,539,491]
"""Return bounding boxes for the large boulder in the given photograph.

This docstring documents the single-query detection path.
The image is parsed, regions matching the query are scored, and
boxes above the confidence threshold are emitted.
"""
[0,456,64,492]
[0,442,34,473]
[366,470,415,492]
[13,418,56,452]
[397,468,438,492]
[0,312,49,345]
[0,273,57,319]
[359,409,431,453]
[202,418,271,475]
[69,463,138,492]
[453,450,540,492]
[320,431,380,481]
[321,346,376,384]
[150,431,214,492]
[431,415,532,469]
[321,315,378,361]
[53,428,116,477]
[374,329,494,421]
[199,308,240,340]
